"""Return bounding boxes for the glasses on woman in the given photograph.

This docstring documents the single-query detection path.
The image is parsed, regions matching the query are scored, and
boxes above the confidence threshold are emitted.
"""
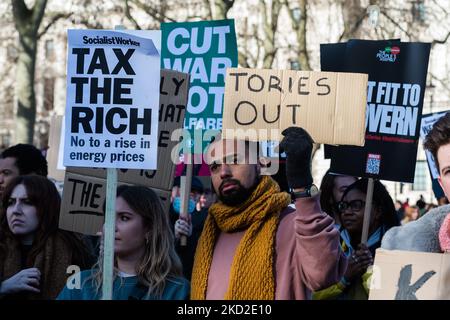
[337,199,365,213]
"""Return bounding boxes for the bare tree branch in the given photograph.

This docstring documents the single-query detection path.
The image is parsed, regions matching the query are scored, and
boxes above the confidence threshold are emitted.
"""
[430,0,449,15]
[259,0,281,68]
[430,74,450,94]
[238,50,250,68]
[284,0,311,70]
[38,12,73,39]
[380,10,413,39]
[432,32,450,45]
[212,0,235,19]
[124,0,142,30]
[201,0,213,20]
[129,0,176,22]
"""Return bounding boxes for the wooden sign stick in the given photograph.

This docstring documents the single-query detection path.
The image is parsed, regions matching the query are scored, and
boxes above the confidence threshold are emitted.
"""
[101,25,123,301]
[361,178,375,245]
[179,154,193,246]
[101,167,117,300]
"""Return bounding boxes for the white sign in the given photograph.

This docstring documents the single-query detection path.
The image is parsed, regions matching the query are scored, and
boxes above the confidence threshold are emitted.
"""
[420,111,448,179]
[64,29,161,169]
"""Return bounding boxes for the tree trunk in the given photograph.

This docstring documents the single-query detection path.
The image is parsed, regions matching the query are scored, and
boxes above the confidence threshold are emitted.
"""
[260,0,281,69]
[339,0,366,41]
[296,0,310,70]
[213,0,235,19]
[11,0,47,144]
[285,0,311,70]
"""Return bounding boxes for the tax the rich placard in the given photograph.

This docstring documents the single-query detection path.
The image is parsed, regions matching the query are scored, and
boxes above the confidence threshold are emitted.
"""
[322,40,431,183]
[64,29,160,169]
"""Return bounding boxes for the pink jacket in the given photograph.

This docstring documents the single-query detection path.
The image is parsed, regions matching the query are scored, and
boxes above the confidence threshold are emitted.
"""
[206,194,347,300]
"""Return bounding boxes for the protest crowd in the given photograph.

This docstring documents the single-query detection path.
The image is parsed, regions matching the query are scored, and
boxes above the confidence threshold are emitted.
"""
[1,8,450,303]
[0,111,449,300]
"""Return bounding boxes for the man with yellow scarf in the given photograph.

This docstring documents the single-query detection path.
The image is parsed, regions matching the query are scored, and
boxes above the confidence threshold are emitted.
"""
[187,127,347,300]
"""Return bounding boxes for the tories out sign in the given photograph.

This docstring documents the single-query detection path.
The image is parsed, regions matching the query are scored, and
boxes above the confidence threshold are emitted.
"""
[221,68,368,146]
[64,29,161,169]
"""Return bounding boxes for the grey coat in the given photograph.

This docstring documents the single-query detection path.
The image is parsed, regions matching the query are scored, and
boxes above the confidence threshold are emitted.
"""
[381,204,450,252]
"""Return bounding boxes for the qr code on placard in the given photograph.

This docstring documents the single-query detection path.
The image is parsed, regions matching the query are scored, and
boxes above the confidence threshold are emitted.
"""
[366,154,381,175]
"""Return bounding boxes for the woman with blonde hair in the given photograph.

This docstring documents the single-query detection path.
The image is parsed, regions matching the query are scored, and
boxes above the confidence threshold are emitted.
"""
[58,185,189,300]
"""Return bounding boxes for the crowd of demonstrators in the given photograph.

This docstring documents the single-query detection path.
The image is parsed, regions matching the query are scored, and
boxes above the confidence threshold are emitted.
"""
[314,178,399,300]
[395,195,443,223]
[58,185,190,300]
[196,188,215,212]
[401,205,419,225]
[186,127,346,300]
[0,175,92,299]
[2,112,450,301]
[319,170,358,225]
[382,112,450,253]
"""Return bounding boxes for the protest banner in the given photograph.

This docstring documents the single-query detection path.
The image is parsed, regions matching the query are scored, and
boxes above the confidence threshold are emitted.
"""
[64,29,160,169]
[59,69,189,235]
[369,249,450,300]
[420,111,449,200]
[59,172,171,235]
[221,67,368,146]
[161,19,238,139]
[162,19,238,184]
[68,69,189,190]
[321,40,431,183]
[420,111,448,179]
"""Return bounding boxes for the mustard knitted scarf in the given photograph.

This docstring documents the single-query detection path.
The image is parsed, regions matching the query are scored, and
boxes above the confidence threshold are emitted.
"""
[191,176,291,300]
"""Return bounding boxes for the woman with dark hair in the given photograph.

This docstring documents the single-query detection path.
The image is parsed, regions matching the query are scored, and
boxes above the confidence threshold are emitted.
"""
[314,178,399,300]
[57,185,189,300]
[338,178,399,255]
[319,169,358,225]
[0,175,92,299]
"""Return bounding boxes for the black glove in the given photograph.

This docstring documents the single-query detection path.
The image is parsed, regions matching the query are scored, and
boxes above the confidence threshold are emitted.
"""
[279,127,313,189]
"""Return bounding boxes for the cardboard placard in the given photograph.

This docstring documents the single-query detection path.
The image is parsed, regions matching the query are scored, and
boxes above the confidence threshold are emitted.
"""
[369,249,450,300]
[64,29,161,169]
[65,69,189,191]
[221,68,368,146]
[59,172,171,235]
